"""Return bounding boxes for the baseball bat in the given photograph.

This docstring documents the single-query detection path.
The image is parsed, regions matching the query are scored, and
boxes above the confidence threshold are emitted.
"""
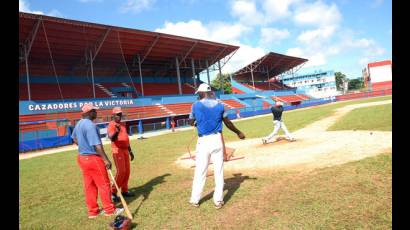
[108,169,133,220]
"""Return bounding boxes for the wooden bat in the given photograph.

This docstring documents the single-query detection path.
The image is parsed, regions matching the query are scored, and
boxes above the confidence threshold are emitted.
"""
[108,169,133,220]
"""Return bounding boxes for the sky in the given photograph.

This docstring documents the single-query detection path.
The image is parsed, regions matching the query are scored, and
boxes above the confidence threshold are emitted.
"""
[19,0,392,80]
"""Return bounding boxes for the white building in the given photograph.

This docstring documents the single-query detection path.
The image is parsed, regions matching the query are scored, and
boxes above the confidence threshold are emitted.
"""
[281,70,339,98]
[366,60,392,90]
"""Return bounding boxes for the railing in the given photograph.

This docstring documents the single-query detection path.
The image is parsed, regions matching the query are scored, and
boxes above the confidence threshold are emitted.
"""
[142,122,167,133]
[336,88,392,101]
[176,118,190,127]
[19,97,337,153]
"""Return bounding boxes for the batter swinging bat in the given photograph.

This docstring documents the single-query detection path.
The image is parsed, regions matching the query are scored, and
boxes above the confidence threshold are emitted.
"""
[108,169,133,220]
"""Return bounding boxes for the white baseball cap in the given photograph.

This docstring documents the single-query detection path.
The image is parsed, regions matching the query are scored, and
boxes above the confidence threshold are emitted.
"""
[275,101,283,106]
[195,83,212,94]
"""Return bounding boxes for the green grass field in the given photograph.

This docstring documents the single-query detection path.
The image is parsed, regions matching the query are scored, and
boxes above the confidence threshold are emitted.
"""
[19,95,392,229]
[328,103,392,131]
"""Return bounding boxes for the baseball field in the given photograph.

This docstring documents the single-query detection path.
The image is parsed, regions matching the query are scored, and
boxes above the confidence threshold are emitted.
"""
[19,95,392,229]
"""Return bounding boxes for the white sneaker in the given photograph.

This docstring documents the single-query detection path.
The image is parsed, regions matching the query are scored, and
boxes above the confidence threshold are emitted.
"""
[189,202,199,207]
[215,201,224,209]
[102,208,124,217]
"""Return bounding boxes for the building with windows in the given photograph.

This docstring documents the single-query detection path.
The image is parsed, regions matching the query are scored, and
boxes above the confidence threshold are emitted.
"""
[281,70,338,98]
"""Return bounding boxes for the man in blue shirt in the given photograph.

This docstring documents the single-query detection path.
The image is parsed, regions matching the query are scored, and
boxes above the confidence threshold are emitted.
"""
[188,83,245,209]
[71,103,124,219]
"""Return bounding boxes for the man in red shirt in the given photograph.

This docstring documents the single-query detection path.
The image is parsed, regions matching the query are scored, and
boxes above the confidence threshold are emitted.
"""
[108,107,135,202]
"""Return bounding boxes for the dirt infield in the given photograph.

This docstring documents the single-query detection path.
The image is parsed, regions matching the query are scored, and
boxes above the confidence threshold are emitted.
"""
[176,100,392,171]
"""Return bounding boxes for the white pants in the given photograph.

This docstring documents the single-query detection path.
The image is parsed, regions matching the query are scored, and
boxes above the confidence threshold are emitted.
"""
[264,120,293,141]
[190,133,224,205]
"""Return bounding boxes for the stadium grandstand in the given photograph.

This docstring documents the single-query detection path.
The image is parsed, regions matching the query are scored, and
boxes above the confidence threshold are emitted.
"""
[230,52,314,105]
[19,12,243,151]
[20,12,383,153]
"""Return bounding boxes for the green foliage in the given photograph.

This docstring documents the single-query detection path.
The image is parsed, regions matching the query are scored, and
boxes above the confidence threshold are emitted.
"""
[211,73,232,94]
[335,72,347,91]
[348,78,364,90]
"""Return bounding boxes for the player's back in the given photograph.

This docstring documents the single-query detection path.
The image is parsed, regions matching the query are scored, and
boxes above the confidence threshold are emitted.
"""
[192,98,225,136]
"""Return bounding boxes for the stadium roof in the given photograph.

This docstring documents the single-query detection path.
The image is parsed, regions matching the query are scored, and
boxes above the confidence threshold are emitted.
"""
[19,12,239,77]
[233,52,308,82]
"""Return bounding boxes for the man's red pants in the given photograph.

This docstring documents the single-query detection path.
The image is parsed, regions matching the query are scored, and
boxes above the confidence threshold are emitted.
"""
[111,148,131,194]
[77,154,115,216]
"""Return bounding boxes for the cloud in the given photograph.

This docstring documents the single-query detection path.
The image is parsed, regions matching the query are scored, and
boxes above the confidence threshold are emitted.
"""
[286,47,326,67]
[155,20,264,74]
[230,0,266,26]
[19,0,64,17]
[293,1,342,27]
[297,25,337,44]
[47,9,64,17]
[19,0,44,14]
[284,1,344,68]
[224,42,266,73]
[120,0,156,13]
[262,0,300,22]
[230,0,302,26]
[155,20,250,44]
[260,27,290,45]
[288,27,387,69]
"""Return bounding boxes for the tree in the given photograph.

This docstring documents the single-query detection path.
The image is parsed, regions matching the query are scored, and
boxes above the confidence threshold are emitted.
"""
[211,73,232,94]
[335,72,347,91]
[348,78,364,90]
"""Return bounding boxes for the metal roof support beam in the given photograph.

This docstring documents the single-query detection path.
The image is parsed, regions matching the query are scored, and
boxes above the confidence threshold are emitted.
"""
[24,46,31,101]
[196,73,200,84]
[218,60,224,94]
[89,50,96,98]
[205,60,210,85]
[220,48,238,69]
[175,57,182,95]
[91,28,111,62]
[21,17,42,63]
[137,54,144,96]
[69,28,110,73]
[191,58,197,88]
[141,35,160,64]
[251,67,255,89]
[210,46,227,66]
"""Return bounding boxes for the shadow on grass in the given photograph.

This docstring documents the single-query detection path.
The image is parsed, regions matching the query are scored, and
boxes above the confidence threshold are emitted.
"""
[199,173,257,205]
[121,173,171,218]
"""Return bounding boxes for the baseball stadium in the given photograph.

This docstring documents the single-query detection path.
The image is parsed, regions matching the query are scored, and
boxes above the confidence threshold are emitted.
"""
[19,12,392,229]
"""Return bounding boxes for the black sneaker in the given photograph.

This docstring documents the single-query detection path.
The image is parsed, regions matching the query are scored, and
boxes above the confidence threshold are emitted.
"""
[121,191,135,197]
[112,194,120,203]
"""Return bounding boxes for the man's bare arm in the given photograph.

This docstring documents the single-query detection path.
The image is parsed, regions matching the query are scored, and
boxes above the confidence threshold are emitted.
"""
[188,118,196,126]
[223,117,245,139]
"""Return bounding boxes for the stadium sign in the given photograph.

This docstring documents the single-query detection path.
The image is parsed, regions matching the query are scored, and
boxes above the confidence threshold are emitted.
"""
[19,99,136,115]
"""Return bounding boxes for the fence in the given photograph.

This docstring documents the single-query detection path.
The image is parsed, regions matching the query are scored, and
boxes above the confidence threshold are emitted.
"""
[19,126,72,152]
[336,88,392,101]
[18,97,337,152]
